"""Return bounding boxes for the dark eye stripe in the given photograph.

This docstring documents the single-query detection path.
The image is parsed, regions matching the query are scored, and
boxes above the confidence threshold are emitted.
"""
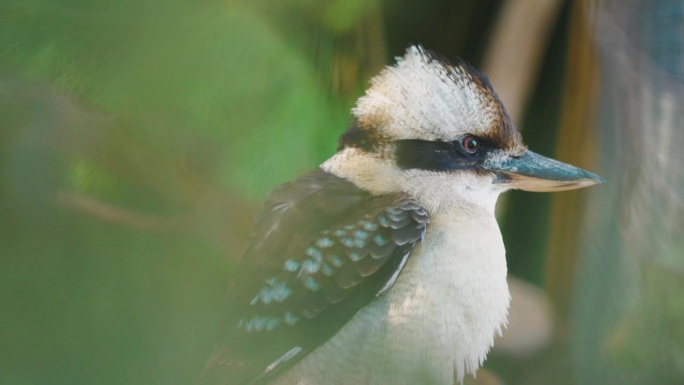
[337,122,494,173]
[337,122,380,151]
[394,139,489,171]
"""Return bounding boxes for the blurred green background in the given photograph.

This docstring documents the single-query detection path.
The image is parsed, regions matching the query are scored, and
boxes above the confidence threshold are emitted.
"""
[1,1,682,384]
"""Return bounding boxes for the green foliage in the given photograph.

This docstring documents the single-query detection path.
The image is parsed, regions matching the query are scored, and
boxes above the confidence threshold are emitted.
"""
[1,0,347,198]
[68,158,119,198]
[0,2,359,385]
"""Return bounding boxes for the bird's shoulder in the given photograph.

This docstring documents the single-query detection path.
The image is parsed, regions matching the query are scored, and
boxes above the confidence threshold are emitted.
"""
[199,167,429,385]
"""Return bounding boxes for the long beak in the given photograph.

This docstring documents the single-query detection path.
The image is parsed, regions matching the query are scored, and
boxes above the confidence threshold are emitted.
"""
[483,150,605,192]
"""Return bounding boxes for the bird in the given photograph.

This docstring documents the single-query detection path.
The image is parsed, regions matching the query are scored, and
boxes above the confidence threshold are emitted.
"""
[198,45,604,385]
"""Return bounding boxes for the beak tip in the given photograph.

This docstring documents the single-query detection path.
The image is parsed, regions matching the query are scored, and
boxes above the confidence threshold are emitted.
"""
[550,171,605,191]
[586,172,606,185]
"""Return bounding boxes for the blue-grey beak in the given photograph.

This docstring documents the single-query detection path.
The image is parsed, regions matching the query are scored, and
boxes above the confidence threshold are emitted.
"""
[483,150,605,192]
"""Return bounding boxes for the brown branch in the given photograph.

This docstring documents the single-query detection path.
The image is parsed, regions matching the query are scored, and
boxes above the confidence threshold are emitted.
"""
[483,0,565,126]
[56,190,178,231]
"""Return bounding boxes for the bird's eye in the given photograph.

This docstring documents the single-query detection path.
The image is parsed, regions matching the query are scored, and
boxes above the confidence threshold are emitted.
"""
[460,135,480,154]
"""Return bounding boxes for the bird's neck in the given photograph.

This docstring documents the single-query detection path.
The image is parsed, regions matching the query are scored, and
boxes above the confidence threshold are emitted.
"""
[320,148,403,194]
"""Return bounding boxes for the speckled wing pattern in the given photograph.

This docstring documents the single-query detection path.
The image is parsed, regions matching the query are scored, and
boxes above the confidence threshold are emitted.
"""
[199,168,429,385]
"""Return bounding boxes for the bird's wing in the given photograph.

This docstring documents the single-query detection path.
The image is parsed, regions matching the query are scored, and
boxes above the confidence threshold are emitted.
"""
[199,168,429,385]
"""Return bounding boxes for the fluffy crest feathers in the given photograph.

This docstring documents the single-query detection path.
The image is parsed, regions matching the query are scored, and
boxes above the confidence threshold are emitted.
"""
[352,45,522,151]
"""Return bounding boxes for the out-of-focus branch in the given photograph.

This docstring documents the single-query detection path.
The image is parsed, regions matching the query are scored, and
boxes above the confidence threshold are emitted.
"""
[56,188,257,262]
[544,0,600,327]
[327,0,387,104]
[56,190,176,230]
[483,0,564,125]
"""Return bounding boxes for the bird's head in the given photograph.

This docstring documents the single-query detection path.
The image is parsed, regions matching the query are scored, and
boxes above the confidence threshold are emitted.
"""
[323,46,603,214]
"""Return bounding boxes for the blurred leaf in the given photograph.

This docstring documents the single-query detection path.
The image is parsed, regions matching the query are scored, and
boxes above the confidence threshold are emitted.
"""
[1,1,344,198]
[67,158,119,198]
[322,0,379,33]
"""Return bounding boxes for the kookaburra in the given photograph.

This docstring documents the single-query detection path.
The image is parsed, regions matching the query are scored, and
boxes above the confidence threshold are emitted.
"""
[199,46,603,385]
